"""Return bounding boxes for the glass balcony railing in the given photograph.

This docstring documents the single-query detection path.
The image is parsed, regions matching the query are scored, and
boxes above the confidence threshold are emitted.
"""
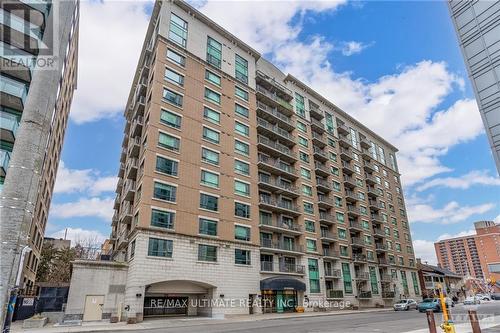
[0,8,43,41]
[1,150,11,174]
[0,75,28,101]
[0,112,20,137]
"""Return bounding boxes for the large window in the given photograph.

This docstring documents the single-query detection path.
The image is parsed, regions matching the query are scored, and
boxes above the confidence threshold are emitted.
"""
[151,209,175,229]
[411,271,420,295]
[199,218,217,236]
[201,147,219,165]
[148,238,173,258]
[202,126,220,144]
[295,93,305,117]
[198,244,217,262]
[203,107,220,125]
[235,225,250,241]
[153,182,177,202]
[168,13,188,47]
[234,180,250,196]
[235,201,250,218]
[206,36,222,68]
[308,259,320,293]
[204,87,221,105]
[235,54,248,84]
[235,86,249,101]
[200,193,218,211]
[156,156,178,176]
[235,139,249,156]
[369,266,379,295]
[166,49,185,67]
[235,104,249,118]
[201,170,219,188]
[158,132,180,152]
[342,263,353,294]
[205,70,221,86]
[163,88,183,107]
[235,249,251,265]
[165,68,184,86]
[234,159,249,176]
[235,121,249,137]
[160,109,181,129]
[306,239,317,252]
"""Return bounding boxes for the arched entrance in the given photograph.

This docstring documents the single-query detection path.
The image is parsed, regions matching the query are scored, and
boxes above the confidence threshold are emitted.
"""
[143,280,216,318]
[260,276,306,313]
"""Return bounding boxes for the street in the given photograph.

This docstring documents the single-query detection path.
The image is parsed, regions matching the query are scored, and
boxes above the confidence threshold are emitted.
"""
[87,302,500,333]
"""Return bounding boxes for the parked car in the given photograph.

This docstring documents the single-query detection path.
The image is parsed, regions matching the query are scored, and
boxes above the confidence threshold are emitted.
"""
[418,298,453,313]
[394,299,418,311]
[491,293,500,300]
[464,296,480,305]
[475,294,491,301]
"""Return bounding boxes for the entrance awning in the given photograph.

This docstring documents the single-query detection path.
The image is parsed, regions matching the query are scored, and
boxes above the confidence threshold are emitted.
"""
[260,276,306,291]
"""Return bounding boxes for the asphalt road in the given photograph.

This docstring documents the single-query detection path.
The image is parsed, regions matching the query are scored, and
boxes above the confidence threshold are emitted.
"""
[93,302,500,333]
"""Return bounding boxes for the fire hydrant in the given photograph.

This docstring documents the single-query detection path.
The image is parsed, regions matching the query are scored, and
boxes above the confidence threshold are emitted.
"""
[440,321,456,333]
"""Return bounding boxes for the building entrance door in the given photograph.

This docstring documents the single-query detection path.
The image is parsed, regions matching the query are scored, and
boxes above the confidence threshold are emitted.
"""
[82,295,104,321]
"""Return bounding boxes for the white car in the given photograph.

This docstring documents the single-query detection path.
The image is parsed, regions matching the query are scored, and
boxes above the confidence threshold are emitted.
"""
[394,299,418,311]
[475,294,491,301]
[464,296,480,305]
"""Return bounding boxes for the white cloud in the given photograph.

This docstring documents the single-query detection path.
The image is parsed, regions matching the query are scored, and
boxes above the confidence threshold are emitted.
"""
[407,200,495,225]
[54,161,117,195]
[416,170,500,191]
[70,1,150,123]
[49,197,114,221]
[49,227,108,247]
[340,41,373,56]
[413,239,437,265]
[495,214,500,224]
[437,229,476,241]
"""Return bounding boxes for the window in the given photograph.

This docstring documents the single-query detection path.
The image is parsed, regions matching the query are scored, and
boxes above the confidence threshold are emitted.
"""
[297,121,307,133]
[235,180,250,196]
[305,220,315,232]
[401,271,409,295]
[378,145,386,165]
[235,104,249,118]
[331,167,339,176]
[330,152,337,162]
[207,37,222,68]
[153,182,176,202]
[200,193,218,211]
[295,93,305,117]
[160,109,181,129]
[302,185,312,196]
[333,181,341,191]
[325,112,335,134]
[163,88,183,107]
[202,147,219,165]
[151,209,175,229]
[367,250,374,261]
[336,212,345,223]
[198,244,217,262]
[342,263,353,294]
[199,218,217,236]
[362,220,370,229]
[130,240,135,259]
[411,271,420,294]
[235,54,248,84]
[235,159,250,176]
[205,70,221,86]
[235,249,251,265]
[235,202,250,218]
[235,121,249,137]
[360,206,368,215]
[335,197,343,207]
[301,168,311,180]
[148,238,173,257]
[340,245,349,257]
[306,239,317,252]
[298,136,308,148]
[354,165,361,175]
[308,259,320,293]
[201,170,219,188]
[235,139,249,156]
[202,126,220,144]
[299,152,309,163]
[156,156,178,176]
[338,228,347,239]
[165,68,184,86]
[168,13,188,47]
[395,243,402,252]
[328,138,335,147]
[304,202,314,214]
[364,235,372,245]
[166,49,185,67]
[235,86,249,101]
[205,87,221,105]
[369,266,379,295]
[203,107,220,125]
[235,225,250,241]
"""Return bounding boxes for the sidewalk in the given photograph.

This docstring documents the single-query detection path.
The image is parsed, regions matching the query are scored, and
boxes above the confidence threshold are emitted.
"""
[404,315,500,333]
[11,308,392,333]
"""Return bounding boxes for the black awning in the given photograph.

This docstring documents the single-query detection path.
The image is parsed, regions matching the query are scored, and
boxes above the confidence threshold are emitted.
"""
[260,276,306,291]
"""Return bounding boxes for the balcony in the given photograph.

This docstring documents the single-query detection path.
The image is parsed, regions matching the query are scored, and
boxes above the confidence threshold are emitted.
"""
[258,135,297,163]
[351,238,365,248]
[260,238,303,254]
[0,75,28,112]
[313,146,328,162]
[345,190,358,203]
[256,71,293,101]
[310,118,325,134]
[338,134,351,148]
[257,118,295,147]
[258,175,300,198]
[257,155,298,180]
[314,162,330,177]
[259,196,301,216]
[127,136,141,158]
[361,148,372,160]
[352,254,367,263]
[340,147,353,161]
[382,291,395,299]
[113,195,120,209]
[125,157,138,179]
[0,113,19,143]
[119,200,133,224]
[118,163,125,178]
[349,221,363,232]
[365,173,377,185]
[354,272,370,280]
[363,161,375,173]
[327,289,344,299]
[320,230,337,242]
[256,85,294,116]
[131,95,145,118]
[341,161,354,175]
[130,116,144,138]
[323,248,340,259]
[324,268,341,279]
[0,150,11,177]
[380,274,392,283]
[371,213,384,224]
[260,261,305,275]
[373,228,385,238]
[366,186,379,198]
[112,211,119,227]
[318,195,335,208]
[259,217,302,235]
[360,137,371,149]
[120,147,127,163]
[337,123,349,135]
[116,178,123,193]
[347,205,361,217]
[309,105,324,120]
[343,175,356,188]
[376,243,388,252]
[319,212,336,225]
[123,179,136,201]
[378,258,390,267]
[311,132,327,148]
[358,291,372,299]
[256,101,295,131]
[368,199,381,211]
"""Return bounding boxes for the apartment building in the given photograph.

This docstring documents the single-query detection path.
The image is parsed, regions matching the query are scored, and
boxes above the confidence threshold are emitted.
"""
[0,0,79,323]
[67,0,418,322]
[435,221,500,285]
[448,1,500,174]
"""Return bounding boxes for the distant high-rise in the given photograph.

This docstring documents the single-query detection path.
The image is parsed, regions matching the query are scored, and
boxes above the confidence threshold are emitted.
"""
[448,1,500,174]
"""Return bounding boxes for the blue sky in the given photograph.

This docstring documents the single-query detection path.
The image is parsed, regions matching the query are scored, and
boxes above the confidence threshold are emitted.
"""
[48,0,499,263]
